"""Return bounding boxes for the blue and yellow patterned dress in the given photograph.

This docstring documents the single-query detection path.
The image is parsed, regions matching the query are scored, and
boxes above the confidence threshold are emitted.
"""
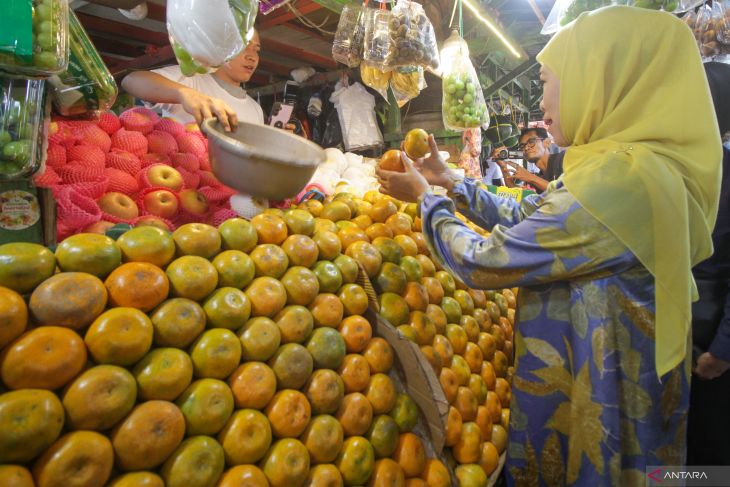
[420,178,689,486]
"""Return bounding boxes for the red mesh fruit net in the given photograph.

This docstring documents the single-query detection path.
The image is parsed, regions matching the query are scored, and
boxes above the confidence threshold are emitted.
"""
[100,210,134,225]
[60,176,110,200]
[111,128,148,157]
[46,144,67,168]
[98,111,122,135]
[198,156,212,172]
[199,185,236,203]
[78,124,112,153]
[105,168,140,195]
[212,207,238,227]
[179,169,201,190]
[140,153,170,168]
[176,132,207,158]
[67,145,106,169]
[146,130,179,156]
[49,122,81,148]
[56,186,102,232]
[199,171,219,187]
[155,118,186,137]
[171,152,200,172]
[33,166,61,187]
[119,107,159,134]
[106,149,142,175]
[57,164,106,185]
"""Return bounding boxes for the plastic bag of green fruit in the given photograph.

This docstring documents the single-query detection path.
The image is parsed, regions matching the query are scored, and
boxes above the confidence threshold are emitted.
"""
[0,77,48,179]
[384,0,440,70]
[440,31,489,132]
[47,9,117,117]
[167,0,258,76]
[0,0,69,77]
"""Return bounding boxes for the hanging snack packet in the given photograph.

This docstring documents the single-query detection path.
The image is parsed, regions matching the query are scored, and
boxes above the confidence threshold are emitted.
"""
[441,31,488,131]
[363,8,392,69]
[332,3,366,68]
[360,63,391,101]
[390,67,424,107]
[385,0,439,69]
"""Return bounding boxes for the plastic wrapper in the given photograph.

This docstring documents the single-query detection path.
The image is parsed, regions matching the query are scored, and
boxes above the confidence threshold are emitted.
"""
[330,81,383,151]
[259,0,291,15]
[332,4,366,68]
[0,0,69,77]
[687,1,730,60]
[167,0,257,76]
[0,77,47,178]
[48,10,117,117]
[440,32,488,131]
[718,1,730,59]
[360,63,392,101]
[363,8,392,69]
[390,67,425,107]
[385,0,439,69]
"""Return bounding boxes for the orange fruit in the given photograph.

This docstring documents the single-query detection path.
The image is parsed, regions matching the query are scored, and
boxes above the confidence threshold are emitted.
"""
[364,373,397,415]
[336,436,375,486]
[175,378,234,436]
[0,287,27,349]
[439,367,459,404]
[62,365,137,431]
[378,149,404,172]
[435,271,456,297]
[305,369,345,415]
[492,350,509,378]
[313,231,342,261]
[32,431,114,487]
[0,389,64,463]
[111,401,185,471]
[399,258,423,285]
[455,386,478,422]
[464,342,484,374]
[475,405,493,441]
[491,424,508,454]
[203,287,251,329]
[251,213,288,245]
[494,378,512,406]
[432,334,454,369]
[371,237,403,265]
[378,293,410,327]
[266,389,312,438]
[276,305,314,344]
[375,262,407,295]
[479,441,500,476]
[469,289,488,309]
[85,308,153,366]
[393,433,426,478]
[444,406,463,448]
[212,250,255,289]
[338,315,372,353]
[469,374,488,405]
[166,256,218,302]
[365,223,394,241]
[455,465,487,487]
[315,218,338,235]
[261,438,311,487]
[269,343,314,390]
[189,328,241,379]
[1,326,85,390]
[385,213,412,237]
[251,244,289,279]
[281,267,320,307]
[0,242,56,294]
[425,304,447,334]
[246,277,287,318]
[160,436,225,487]
[410,233,429,255]
[338,354,371,393]
[218,465,268,487]
[338,226,369,250]
[353,214,374,231]
[480,361,497,391]
[55,233,121,278]
[307,327,346,370]
[446,324,468,356]
[370,200,398,224]
[218,408,272,465]
[403,282,429,312]
[408,311,436,346]
[29,272,107,330]
[441,297,462,325]
[346,241,383,278]
[0,465,34,487]
[283,208,316,236]
[133,348,193,401]
[172,223,221,259]
[485,391,502,424]
[309,293,345,328]
[239,317,282,362]
[300,414,344,464]
[150,298,205,349]
[320,201,353,222]
[461,316,480,343]
[393,235,417,257]
[473,308,492,332]
[366,414,400,459]
[313,261,344,294]
[218,217,258,252]
[282,234,319,268]
[117,226,175,268]
[334,255,359,284]
[363,337,394,374]
[477,332,496,361]
[501,408,510,429]
[420,345,442,375]
[229,362,276,409]
[415,255,435,277]
[403,129,429,159]
[306,464,344,487]
[490,326,506,352]
[368,458,405,487]
[451,355,471,387]
[453,422,482,464]
[389,394,418,433]
[421,459,450,487]
[304,200,325,217]
[453,290,475,316]
[338,283,369,316]
[422,278,444,307]
[398,325,417,343]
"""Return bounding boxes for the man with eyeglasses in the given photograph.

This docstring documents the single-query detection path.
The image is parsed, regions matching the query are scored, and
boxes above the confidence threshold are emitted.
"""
[498,127,565,192]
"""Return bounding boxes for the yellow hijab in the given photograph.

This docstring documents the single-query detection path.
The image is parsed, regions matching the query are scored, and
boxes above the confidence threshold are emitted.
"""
[537,6,722,377]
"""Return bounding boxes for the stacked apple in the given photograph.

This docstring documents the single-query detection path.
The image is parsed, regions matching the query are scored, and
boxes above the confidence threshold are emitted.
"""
[36,107,237,239]
[0,210,454,487]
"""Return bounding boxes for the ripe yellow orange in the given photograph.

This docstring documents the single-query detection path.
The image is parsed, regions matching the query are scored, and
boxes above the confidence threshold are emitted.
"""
[403,129,429,159]
[251,213,288,245]
[377,150,404,173]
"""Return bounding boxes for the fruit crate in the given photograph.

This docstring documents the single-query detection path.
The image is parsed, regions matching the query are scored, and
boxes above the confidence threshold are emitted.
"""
[0,77,48,179]
[0,0,70,77]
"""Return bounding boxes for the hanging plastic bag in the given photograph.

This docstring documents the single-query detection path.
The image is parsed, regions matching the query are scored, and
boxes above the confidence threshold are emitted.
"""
[717,0,730,60]
[628,0,704,13]
[332,3,366,68]
[0,77,48,178]
[48,10,117,117]
[167,0,258,76]
[360,63,391,101]
[693,3,721,60]
[259,0,291,15]
[441,31,488,131]
[385,0,439,70]
[390,67,425,107]
[0,0,69,77]
[363,8,392,69]
[330,81,383,151]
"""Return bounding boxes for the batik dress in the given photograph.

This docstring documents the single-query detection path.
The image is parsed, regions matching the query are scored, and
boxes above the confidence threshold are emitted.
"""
[420,178,689,486]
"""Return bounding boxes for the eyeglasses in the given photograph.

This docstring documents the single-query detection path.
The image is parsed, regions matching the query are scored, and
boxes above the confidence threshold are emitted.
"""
[517,137,544,150]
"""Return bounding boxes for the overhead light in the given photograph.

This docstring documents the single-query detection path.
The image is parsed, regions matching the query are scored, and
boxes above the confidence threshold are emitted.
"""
[461,0,522,58]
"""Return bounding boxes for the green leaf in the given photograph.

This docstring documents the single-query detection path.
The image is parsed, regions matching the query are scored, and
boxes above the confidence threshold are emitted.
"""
[532,366,572,397]
[620,419,642,455]
[592,327,607,377]
[523,337,564,367]
[619,379,652,420]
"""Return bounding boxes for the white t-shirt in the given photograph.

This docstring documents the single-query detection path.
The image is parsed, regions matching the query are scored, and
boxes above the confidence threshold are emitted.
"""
[150,65,264,126]
[482,160,504,182]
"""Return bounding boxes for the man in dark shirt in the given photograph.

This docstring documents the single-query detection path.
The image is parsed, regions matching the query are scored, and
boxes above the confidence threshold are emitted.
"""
[687,61,730,466]
[498,127,564,192]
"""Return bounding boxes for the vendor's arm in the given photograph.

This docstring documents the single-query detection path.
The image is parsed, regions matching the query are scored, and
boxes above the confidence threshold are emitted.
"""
[121,71,238,131]
[421,182,639,290]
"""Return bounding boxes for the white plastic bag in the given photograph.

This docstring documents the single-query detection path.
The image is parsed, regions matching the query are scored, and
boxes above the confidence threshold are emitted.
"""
[440,31,488,131]
[330,81,384,151]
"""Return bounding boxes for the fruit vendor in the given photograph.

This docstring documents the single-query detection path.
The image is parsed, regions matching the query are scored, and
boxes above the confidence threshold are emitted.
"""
[687,61,730,466]
[121,30,264,132]
[376,6,721,484]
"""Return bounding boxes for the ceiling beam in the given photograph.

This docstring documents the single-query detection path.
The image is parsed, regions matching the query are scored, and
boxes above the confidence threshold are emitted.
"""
[89,35,146,57]
[258,59,295,77]
[261,37,337,69]
[77,12,170,45]
[280,21,332,44]
[144,2,166,22]
[112,44,176,75]
[259,0,322,29]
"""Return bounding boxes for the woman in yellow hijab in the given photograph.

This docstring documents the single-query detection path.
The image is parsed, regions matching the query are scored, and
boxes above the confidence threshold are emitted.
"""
[376,5,721,485]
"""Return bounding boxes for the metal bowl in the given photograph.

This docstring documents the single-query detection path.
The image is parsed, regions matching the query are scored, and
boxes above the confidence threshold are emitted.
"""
[203,119,325,200]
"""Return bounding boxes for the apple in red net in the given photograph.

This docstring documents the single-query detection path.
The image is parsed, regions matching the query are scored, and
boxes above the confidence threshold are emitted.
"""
[179,189,209,216]
[83,220,116,234]
[142,164,184,191]
[98,192,139,220]
[135,215,172,231]
[143,189,179,219]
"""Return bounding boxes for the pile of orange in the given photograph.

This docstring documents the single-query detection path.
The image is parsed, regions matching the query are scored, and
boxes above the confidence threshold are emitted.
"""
[0,208,460,487]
